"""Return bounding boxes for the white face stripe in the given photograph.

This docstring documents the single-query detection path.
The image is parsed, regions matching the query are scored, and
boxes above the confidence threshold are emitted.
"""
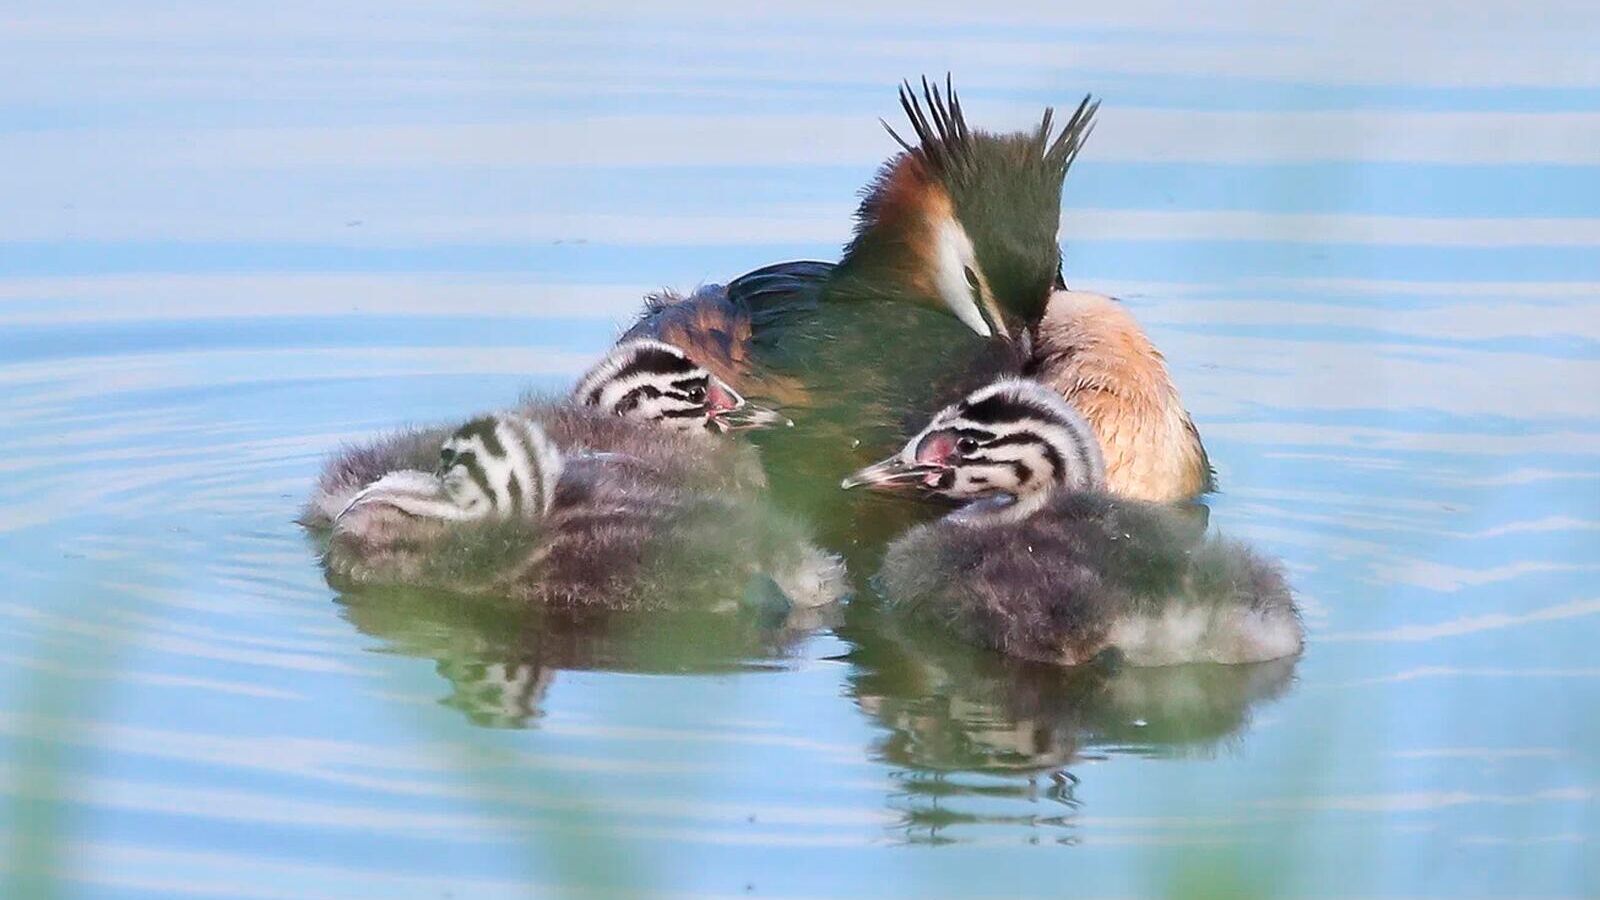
[930,216,993,338]
[337,469,477,524]
[438,415,564,520]
[1019,416,1103,493]
[970,380,1105,491]
[337,417,564,530]
[571,339,683,405]
[439,430,499,515]
[572,339,720,434]
[497,418,553,514]
[1055,226,1070,290]
[594,369,668,415]
[904,379,1106,501]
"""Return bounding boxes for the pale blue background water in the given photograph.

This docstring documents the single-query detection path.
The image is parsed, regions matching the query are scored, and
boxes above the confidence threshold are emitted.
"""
[2,2,1598,896]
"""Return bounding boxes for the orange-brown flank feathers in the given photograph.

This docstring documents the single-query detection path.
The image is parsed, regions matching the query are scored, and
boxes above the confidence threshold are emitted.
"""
[1030,291,1214,503]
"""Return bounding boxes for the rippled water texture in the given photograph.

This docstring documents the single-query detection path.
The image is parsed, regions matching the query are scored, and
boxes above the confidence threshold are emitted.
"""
[2,3,1598,896]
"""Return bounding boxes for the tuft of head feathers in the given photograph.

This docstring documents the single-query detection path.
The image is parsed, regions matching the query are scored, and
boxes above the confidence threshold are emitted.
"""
[881,74,1098,193]
[840,76,1100,329]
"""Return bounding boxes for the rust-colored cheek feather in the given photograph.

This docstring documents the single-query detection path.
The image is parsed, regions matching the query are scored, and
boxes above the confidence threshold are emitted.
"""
[847,154,956,302]
[1030,291,1214,502]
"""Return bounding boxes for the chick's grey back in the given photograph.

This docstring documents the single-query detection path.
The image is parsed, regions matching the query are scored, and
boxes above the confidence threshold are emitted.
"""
[879,493,1190,662]
[524,450,804,611]
[300,395,766,531]
[311,398,831,613]
[325,447,822,613]
[879,493,1292,666]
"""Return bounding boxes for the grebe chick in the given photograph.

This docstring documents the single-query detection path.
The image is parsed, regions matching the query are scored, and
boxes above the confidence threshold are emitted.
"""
[1028,290,1213,502]
[300,339,784,529]
[571,338,787,436]
[844,379,1301,667]
[332,412,563,529]
[305,342,843,612]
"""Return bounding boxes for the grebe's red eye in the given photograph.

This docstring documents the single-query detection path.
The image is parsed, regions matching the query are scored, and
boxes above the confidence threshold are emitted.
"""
[956,437,978,455]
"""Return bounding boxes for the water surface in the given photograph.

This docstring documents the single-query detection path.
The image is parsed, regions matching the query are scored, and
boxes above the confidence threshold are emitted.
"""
[2,3,1598,896]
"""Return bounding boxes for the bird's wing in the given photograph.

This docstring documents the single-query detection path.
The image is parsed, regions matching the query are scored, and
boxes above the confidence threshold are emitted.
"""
[622,260,833,402]
[724,260,833,337]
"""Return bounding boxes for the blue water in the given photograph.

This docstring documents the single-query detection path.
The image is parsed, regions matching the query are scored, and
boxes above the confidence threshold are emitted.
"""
[2,4,1598,896]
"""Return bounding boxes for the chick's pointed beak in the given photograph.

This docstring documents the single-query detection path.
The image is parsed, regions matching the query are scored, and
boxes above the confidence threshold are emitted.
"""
[840,455,939,491]
[705,379,792,432]
[713,402,791,431]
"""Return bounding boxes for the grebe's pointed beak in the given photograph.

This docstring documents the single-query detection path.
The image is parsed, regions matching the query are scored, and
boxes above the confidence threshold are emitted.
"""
[840,455,938,491]
[947,294,993,338]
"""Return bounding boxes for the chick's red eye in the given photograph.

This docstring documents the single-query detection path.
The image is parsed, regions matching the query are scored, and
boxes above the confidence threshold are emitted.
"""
[685,385,707,403]
[956,437,978,454]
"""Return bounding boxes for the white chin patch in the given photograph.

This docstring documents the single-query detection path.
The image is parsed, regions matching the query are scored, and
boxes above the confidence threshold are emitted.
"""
[931,218,991,337]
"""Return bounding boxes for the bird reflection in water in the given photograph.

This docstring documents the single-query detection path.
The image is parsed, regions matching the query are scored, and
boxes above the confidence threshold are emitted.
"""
[337,583,840,729]
[843,608,1297,844]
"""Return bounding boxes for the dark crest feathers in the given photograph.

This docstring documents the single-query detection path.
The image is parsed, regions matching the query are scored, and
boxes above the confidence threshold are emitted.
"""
[880,73,1099,185]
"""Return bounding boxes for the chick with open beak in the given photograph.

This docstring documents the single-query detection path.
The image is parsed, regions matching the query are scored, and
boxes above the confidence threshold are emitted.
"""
[840,380,1303,669]
[842,378,1104,514]
[839,431,950,492]
[573,339,789,437]
[704,377,791,434]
